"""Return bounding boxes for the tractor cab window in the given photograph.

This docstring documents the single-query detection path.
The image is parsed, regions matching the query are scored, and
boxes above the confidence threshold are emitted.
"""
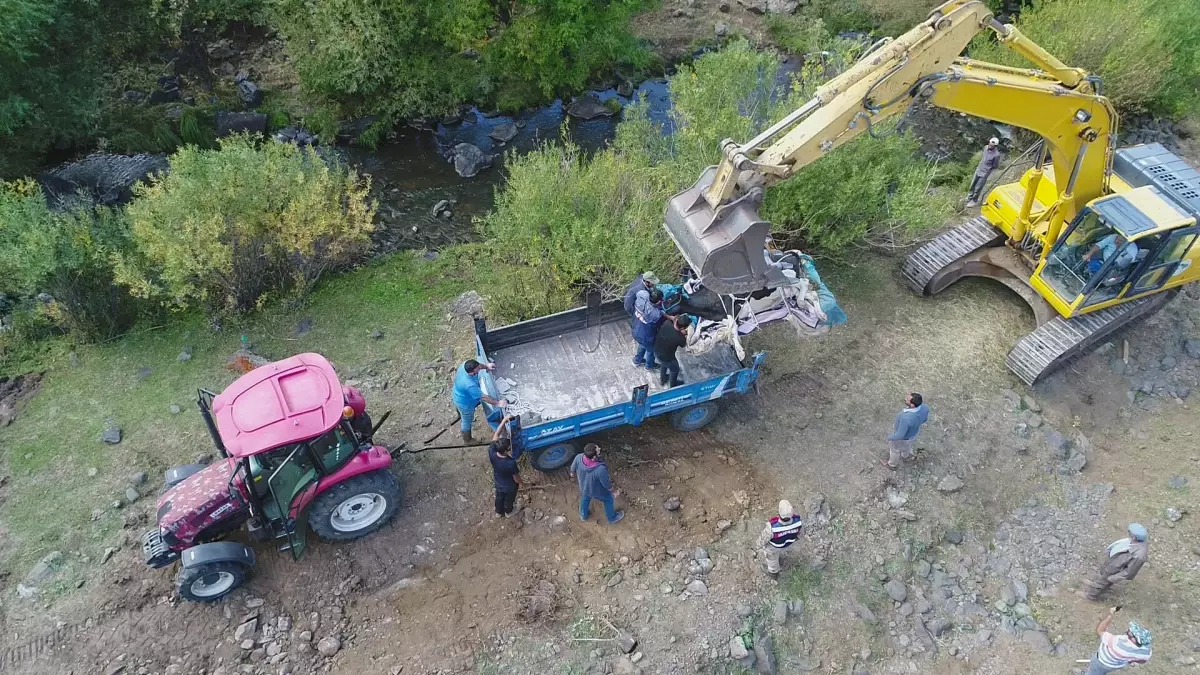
[1043,210,1145,301]
[308,425,357,474]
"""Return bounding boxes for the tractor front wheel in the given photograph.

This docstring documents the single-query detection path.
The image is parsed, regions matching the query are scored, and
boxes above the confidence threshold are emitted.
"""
[176,561,249,603]
[310,470,401,542]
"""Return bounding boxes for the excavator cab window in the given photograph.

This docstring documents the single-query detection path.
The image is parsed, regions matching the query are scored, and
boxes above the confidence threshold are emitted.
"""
[1041,209,1122,300]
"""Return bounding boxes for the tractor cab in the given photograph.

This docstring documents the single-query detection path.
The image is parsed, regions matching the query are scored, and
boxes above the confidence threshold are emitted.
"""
[1034,145,1200,316]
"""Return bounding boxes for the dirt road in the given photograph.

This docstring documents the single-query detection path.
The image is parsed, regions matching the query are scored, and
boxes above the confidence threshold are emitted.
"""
[4,250,1198,675]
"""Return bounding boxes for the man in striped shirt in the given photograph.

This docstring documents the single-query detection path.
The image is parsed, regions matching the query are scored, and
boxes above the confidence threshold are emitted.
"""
[757,500,804,576]
[1085,608,1152,674]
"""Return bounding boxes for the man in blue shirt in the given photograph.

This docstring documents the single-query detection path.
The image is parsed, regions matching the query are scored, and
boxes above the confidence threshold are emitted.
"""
[883,392,929,469]
[632,289,673,370]
[1084,233,1138,275]
[452,359,507,443]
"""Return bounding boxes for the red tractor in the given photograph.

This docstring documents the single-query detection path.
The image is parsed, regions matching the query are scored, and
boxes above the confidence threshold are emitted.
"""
[141,353,399,602]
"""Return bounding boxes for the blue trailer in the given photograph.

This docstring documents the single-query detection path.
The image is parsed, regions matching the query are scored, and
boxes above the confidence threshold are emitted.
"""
[472,298,765,471]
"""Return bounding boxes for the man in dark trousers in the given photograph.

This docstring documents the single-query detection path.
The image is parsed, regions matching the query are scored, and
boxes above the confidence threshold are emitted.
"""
[1080,523,1149,600]
[632,288,670,370]
[575,443,624,524]
[966,137,1002,207]
[488,416,520,518]
[654,315,692,387]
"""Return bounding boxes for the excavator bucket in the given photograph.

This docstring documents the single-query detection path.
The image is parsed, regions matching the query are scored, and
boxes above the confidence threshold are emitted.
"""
[664,166,789,294]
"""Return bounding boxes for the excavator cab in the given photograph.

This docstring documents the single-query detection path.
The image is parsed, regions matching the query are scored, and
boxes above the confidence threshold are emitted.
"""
[1033,144,1200,315]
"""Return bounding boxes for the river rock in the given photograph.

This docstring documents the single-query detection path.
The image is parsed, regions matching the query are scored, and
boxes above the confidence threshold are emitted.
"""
[686,579,708,596]
[616,80,634,97]
[451,143,492,178]
[730,635,750,660]
[753,634,776,674]
[1066,451,1088,473]
[1185,339,1200,359]
[25,551,63,585]
[101,426,122,444]
[489,121,518,142]
[237,80,263,107]
[773,600,788,625]
[944,529,964,544]
[1021,630,1053,654]
[937,475,964,493]
[234,618,257,641]
[566,94,614,120]
[1045,429,1070,457]
[766,0,798,13]
[316,636,341,657]
[885,579,908,602]
[216,111,268,137]
[737,0,767,13]
[39,153,169,208]
[715,22,730,38]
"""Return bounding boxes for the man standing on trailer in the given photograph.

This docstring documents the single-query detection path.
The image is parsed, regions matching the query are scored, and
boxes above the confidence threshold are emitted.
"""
[654,314,692,387]
[624,271,660,316]
[452,358,507,444]
[632,289,671,371]
[966,137,1002,207]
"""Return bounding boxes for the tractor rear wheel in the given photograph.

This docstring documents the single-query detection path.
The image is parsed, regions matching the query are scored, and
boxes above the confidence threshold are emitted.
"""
[176,561,249,603]
[310,470,401,542]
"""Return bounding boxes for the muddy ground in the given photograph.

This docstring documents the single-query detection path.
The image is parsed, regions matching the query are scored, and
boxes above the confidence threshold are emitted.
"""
[3,248,1198,675]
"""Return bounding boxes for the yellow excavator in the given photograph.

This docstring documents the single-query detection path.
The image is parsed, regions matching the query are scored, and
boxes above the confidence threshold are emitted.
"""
[664,0,1200,384]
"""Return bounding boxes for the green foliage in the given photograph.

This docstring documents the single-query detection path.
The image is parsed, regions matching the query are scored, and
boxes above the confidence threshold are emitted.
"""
[798,0,874,35]
[180,0,268,29]
[273,0,652,122]
[117,136,376,314]
[479,138,679,319]
[0,180,142,339]
[0,0,173,176]
[766,15,835,55]
[762,133,957,252]
[968,0,1172,114]
[179,109,214,148]
[1155,2,1200,117]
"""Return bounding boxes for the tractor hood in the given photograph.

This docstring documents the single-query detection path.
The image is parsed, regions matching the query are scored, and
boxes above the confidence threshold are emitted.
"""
[155,458,248,547]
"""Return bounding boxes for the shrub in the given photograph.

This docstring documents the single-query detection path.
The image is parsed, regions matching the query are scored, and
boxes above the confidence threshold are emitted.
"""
[1155,2,1200,117]
[968,0,1170,114]
[479,138,679,319]
[273,0,652,122]
[116,136,376,314]
[762,133,958,252]
[0,180,141,339]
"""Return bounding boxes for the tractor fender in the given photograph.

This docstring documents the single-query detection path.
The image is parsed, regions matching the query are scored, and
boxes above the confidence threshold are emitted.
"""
[181,542,256,570]
[313,445,392,498]
[163,464,208,491]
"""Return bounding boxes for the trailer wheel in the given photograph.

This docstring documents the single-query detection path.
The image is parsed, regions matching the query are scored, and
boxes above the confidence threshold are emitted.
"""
[670,402,720,432]
[530,442,579,472]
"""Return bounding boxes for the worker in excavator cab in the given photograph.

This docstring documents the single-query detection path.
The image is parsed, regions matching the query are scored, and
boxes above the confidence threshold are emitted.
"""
[1082,232,1139,276]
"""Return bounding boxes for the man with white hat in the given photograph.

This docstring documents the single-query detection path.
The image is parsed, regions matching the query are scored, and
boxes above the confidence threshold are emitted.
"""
[1080,523,1149,601]
[756,500,804,576]
[966,137,1003,207]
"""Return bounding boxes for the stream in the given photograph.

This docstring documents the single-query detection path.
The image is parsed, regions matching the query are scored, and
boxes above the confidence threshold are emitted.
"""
[354,79,674,255]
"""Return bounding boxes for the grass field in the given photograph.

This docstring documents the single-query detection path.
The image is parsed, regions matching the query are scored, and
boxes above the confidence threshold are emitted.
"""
[0,251,474,578]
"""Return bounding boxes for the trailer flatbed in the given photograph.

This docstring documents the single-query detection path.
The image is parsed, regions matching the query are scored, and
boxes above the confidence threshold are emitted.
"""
[474,298,764,471]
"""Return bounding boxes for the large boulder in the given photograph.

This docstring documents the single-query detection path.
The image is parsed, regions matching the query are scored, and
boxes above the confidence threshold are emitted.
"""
[237,80,263,107]
[566,94,615,120]
[38,153,169,208]
[766,0,798,13]
[451,143,492,178]
[489,121,518,143]
[216,111,268,138]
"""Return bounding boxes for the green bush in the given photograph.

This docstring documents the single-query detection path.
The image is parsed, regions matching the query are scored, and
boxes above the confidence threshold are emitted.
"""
[1155,2,1200,117]
[479,138,679,319]
[116,136,376,314]
[273,0,652,122]
[0,180,142,339]
[968,0,1170,114]
[762,133,958,252]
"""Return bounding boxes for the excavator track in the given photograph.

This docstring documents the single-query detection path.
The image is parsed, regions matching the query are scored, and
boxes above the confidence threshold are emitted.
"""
[901,216,1005,294]
[1005,289,1179,385]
